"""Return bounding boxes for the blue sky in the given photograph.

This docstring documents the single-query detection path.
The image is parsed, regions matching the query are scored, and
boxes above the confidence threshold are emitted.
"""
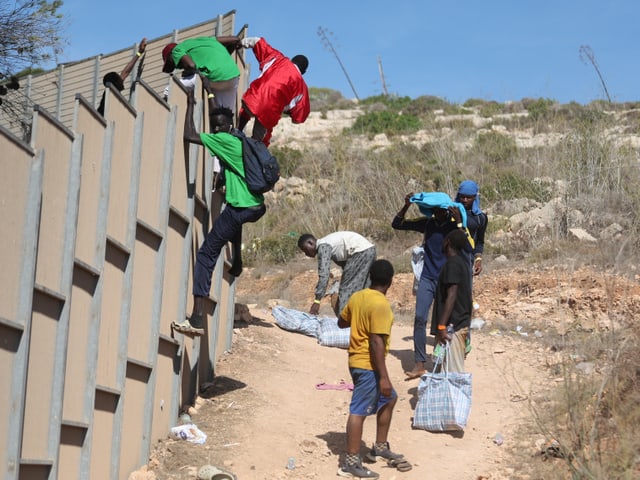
[57,0,639,104]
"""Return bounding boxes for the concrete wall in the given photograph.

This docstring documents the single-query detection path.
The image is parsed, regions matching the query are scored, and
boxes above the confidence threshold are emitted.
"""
[0,12,246,480]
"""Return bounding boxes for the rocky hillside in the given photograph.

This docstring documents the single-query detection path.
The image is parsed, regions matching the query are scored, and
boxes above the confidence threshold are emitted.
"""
[265,102,639,269]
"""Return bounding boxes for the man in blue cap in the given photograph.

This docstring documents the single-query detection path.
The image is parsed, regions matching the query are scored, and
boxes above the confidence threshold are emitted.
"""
[455,180,488,279]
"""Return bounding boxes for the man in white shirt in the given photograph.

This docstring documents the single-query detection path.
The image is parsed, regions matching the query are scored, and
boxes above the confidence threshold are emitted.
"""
[298,231,376,316]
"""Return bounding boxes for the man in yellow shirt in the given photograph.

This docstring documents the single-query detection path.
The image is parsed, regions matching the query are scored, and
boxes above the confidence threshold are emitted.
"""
[337,260,411,478]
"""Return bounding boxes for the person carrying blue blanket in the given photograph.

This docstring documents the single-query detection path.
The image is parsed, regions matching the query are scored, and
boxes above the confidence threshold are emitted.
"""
[391,192,473,379]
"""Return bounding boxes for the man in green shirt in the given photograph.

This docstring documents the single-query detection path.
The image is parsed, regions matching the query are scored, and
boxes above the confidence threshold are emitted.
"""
[172,88,266,337]
[162,36,241,113]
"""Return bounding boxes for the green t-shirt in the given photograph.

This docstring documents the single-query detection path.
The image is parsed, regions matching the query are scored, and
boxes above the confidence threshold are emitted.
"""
[172,37,240,81]
[199,132,264,207]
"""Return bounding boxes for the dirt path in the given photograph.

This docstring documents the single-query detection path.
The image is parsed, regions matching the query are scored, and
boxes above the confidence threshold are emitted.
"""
[142,266,640,479]
[146,270,565,480]
[208,313,540,480]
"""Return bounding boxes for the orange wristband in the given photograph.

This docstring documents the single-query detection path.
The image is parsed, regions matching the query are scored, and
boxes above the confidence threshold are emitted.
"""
[437,324,446,330]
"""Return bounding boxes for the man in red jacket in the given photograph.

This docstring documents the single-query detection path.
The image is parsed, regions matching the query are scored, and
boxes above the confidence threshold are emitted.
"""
[238,37,310,146]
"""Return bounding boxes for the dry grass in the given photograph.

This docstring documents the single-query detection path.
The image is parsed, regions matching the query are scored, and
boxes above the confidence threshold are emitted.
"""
[522,324,640,479]
[246,100,640,269]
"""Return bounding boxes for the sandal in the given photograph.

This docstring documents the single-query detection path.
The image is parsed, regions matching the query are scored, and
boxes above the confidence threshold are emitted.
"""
[364,442,412,472]
[387,457,412,472]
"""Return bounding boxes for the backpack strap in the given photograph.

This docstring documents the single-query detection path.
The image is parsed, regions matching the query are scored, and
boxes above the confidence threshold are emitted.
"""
[220,129,247,181]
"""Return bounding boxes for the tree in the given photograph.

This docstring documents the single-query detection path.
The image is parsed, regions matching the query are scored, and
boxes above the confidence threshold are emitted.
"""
[0,1,64,138]
[0,0,65,75]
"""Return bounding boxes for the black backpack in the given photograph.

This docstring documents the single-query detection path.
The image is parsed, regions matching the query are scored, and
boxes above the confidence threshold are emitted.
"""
[225,129,280,194]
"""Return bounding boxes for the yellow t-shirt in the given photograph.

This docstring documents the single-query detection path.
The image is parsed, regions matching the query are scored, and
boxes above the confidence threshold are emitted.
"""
[340,289,394,370]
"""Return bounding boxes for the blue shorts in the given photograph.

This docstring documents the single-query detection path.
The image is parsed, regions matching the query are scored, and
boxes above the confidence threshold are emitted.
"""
[349,368,397,416]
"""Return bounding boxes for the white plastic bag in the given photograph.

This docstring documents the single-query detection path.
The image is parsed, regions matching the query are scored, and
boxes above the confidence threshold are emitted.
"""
[411,246,424,295]
[411,246,424,280]
[169,424,207,444]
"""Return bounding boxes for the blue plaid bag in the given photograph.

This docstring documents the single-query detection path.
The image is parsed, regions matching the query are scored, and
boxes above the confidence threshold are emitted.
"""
[271,306,320,338]
[317,317,350,349]
[412,346,472,431]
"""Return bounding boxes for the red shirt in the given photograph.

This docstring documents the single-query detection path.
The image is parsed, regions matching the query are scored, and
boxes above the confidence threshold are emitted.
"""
[242,38,310,130]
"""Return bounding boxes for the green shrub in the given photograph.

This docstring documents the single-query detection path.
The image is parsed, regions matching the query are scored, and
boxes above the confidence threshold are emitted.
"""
[523,97,556,121]
[359,94,412,111]
[463,98,505,118]
[479,101,505,118]
[549,102,612,132]
[462,98,486,108]
[403,95,450,115]
[348,110,421,136]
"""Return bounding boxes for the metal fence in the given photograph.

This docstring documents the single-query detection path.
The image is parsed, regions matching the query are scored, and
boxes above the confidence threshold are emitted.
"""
[0,11,250,141]
[0,12,248,480]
